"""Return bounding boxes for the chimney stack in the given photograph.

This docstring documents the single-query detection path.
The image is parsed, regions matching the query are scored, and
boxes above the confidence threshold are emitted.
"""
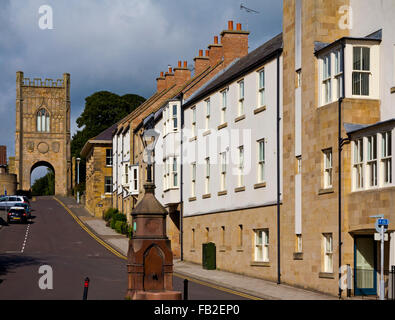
[156,71,166,92]
[174,60,191,86]
[208,35,223,68]
[193,49,210,76]
[165,66,176,88]
[220,20,249,67]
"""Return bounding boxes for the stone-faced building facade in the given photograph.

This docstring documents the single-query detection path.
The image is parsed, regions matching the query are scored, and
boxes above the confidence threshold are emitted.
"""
[81,124,116,217]
[15,71,72,195]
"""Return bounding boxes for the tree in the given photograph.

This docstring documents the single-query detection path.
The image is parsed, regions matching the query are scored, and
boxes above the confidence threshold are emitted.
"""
[31,169,55,196]
[71,91,145,187]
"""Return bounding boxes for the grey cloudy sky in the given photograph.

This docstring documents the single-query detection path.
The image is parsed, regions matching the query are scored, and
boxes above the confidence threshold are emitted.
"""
[0,0,282,181]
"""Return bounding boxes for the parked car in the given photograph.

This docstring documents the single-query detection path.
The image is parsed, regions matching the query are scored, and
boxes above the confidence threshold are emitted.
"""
[13,202,31,218]
[7,207,28,224]
[0,196,29,211]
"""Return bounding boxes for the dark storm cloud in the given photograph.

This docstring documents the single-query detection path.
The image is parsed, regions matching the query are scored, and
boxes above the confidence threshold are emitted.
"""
[0,0,282,160]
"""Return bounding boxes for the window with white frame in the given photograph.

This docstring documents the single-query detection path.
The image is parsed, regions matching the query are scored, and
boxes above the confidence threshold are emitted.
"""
[296,69,301,88]
[258,140,265,183]
[381,131,392,185]
[238,80,244,116]
[122,163,129,187]
[104,176,112,194]
[323,148,333,189]
[220,152,226,191]
[221,89,228,124]
[296,234,303,253]
[172,104,178,131]
[191,107,197,137]
[172,157,178,187]
[296,156,302,174]
[130,165,139,195]
[191,163,196,197]
[106,149,113,166]
[323,233,333,273]
[238,146,244,187]
[367,135,377,187]
[352,47,370,96]
[334,49,343,99]
[322,54,332,104]
[205,157,210,194]
[258,69,265,107]
[254,229,269,262]
[205,99,210,130]
[353,138,364,189]
[163,158,169,190]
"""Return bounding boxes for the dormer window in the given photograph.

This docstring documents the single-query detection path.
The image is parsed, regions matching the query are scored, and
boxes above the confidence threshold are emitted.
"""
[37,108,50,132]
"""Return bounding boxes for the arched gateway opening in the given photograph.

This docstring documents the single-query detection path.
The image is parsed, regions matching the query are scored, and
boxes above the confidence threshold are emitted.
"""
[30,161,55,196]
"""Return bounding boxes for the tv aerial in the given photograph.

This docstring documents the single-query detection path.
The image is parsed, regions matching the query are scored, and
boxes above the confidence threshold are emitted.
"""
[240,3,259,14]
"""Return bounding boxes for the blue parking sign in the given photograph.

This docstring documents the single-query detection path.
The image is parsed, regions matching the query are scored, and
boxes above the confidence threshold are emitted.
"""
[378,219,389,226]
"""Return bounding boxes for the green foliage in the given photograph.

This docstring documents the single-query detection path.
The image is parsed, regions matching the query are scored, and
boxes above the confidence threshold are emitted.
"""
[71,91,145,185]
[104,208,119,222]
[114,220,124,234]
[31,169,55,196]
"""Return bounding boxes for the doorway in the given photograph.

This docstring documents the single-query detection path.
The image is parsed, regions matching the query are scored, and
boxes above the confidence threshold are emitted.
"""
[354,236,377,296]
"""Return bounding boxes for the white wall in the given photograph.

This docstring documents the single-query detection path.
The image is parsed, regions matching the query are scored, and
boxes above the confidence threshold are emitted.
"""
[182,57,283,217]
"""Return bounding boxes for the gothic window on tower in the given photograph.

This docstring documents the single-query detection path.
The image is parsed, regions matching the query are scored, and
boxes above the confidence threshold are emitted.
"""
[37,108,50,132]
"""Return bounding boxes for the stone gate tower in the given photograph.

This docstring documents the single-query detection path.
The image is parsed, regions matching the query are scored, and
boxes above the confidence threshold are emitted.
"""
[15,71,72,195]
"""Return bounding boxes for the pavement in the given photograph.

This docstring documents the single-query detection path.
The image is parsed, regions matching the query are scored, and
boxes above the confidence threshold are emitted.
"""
[54,195,337,300]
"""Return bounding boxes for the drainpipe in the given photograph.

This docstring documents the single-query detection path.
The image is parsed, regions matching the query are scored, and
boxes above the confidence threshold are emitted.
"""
[276,51,281,285]
[180,93,184,261]
[338,40,348,299]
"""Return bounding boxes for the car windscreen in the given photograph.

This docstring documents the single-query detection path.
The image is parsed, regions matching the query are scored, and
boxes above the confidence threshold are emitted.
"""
[10,209,23,214]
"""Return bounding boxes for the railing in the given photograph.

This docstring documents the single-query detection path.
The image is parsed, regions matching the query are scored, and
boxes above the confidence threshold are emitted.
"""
[350,266,395,300]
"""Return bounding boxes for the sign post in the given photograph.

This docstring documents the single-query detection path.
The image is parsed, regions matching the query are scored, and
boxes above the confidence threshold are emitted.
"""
[371,215,388,300]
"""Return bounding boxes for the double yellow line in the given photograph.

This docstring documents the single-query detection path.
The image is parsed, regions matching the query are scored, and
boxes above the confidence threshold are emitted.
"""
[53,197,127,260]
[53,196,262,300]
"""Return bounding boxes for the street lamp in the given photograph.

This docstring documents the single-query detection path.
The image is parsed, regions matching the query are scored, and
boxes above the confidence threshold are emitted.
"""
[140,129,159,183]
[76,157,81,204]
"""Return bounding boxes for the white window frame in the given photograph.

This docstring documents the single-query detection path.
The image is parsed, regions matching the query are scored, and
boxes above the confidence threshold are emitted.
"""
[254,229,269,262]
[353,138,364,190]
[258,140,265,183]
[191,162,196,197]
[104,176,112,194]
[322,54,332,104]
[296,234,303,253]
[334,49,343,99]
[172,104,178,132]
[381,131,392,186]
[205,99,210,131]
[323,148,333,189]
[352,46,370,96]
[122,163,129,187]
[191,107,197,137]
[220,88,228,124]
[323,233,333,273]
[106,149,113,166]
[220,152,226,191]
[205,157,210,195]
[258,69,265,107]
[130,165,139,195]
[37,108,50,133]
[238,146,244,187]
[172,157,178,188]
[238,80,245,116]
[367,135,378,187]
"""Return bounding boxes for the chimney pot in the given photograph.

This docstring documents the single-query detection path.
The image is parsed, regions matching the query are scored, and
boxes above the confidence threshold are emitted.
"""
[183,61,188,68]
[214,36,219,44]
[178,61,182,68]
[160,71,164,77]
[168,67,172,73]
[199,49,203,57]
[205,50,209,57]
[236,23,242,31]
[228,20,234,30]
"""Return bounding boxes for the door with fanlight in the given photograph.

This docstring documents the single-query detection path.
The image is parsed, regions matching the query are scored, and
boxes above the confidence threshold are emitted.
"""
[354,236,377,296]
